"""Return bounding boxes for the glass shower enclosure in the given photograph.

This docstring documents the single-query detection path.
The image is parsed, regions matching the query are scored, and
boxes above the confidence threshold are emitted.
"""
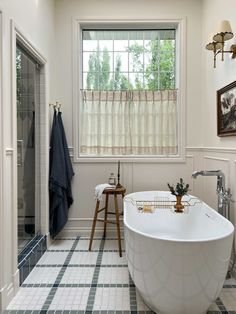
[16,44,40,254]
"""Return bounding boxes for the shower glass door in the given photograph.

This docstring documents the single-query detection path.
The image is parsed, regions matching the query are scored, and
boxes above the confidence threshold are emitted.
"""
[16,45,40,254]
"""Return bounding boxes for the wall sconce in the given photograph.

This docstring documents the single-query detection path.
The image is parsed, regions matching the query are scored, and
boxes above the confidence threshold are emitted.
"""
[206,20,236,68]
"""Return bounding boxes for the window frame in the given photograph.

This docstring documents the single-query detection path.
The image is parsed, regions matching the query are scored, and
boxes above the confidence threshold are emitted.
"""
[72,18,186,163]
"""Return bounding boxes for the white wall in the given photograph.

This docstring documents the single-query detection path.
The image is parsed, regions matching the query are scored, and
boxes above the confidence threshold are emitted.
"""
[54,0,203,236]
[55,0,203,147]
[0,0,55,311]
[199,0,236,217]
[202,0,236,148]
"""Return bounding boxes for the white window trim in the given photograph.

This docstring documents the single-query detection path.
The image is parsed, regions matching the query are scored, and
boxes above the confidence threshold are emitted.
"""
[72,18,186,163]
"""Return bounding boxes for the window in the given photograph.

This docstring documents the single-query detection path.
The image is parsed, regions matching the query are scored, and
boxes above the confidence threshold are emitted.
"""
[78,26,180,158]
[82,30,175,90]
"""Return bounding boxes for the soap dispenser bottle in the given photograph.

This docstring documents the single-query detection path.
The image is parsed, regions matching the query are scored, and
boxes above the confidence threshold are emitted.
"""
[108,173,116,186]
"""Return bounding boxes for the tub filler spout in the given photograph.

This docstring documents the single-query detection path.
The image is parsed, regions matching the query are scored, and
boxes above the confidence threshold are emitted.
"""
[192,170,231,218]
[192,170,225,192]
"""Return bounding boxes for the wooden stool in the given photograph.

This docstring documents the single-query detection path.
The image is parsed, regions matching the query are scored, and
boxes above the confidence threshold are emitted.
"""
[89,186,126,257]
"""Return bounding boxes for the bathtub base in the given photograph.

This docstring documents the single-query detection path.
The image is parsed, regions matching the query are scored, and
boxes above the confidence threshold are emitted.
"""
[138,288,210,314]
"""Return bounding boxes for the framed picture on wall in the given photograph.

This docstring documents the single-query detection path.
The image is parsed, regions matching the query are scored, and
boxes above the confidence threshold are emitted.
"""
[217,80,236,136]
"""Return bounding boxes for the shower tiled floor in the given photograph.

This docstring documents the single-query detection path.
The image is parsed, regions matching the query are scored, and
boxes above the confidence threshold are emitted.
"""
[4,237,236,314]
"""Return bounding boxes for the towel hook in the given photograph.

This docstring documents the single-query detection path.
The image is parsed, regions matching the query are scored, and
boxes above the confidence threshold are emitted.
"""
[49,103,57,111]
[49,102,62,111]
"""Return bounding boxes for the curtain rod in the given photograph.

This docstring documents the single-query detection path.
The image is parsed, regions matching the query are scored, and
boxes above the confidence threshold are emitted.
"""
[80,88,178,92]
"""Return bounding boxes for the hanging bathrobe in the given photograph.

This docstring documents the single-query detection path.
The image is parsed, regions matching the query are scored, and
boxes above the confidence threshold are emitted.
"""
[49,110,73,238]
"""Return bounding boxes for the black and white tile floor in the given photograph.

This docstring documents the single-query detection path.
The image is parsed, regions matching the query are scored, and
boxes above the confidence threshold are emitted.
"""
[4,237,236,313]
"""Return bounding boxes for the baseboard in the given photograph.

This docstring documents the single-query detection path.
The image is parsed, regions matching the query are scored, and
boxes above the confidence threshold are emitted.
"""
[18,235,47,285]
[227,253,236,279]
[45,232,52,248]
[0,282,15,312]
[13,268,19,292]
[58,227,124,238]
[229,261,236,278]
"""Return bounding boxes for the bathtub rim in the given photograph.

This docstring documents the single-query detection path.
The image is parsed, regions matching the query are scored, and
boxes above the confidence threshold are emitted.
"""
[124,191,234,243]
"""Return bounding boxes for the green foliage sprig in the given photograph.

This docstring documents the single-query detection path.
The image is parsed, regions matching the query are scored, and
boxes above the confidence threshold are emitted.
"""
[167,178,189,196]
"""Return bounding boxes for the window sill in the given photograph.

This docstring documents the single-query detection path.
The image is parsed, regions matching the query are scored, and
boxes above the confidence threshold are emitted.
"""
[74,155,186,163]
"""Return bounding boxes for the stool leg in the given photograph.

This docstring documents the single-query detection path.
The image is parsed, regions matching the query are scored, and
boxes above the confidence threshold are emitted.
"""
[120,191,125,216]
[103,194,109,238]
[89,200,100,251]
[114,194,122,257]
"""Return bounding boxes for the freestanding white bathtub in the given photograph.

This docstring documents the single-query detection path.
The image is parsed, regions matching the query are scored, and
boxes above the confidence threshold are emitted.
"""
[124,191,234,314]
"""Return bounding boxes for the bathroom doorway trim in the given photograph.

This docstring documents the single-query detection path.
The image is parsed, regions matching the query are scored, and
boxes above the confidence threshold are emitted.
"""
[10,20,49,294]
[0,7,5,311]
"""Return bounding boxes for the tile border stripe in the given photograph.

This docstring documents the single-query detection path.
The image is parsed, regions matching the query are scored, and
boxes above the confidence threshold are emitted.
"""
[40,236,80,311]
[47,249,125,252]
[35,264,128,268]
[21,283,135,288]
[215,297,228,312]
[4,311,155,314]
[86,237,105,311]
[129,273,137,311]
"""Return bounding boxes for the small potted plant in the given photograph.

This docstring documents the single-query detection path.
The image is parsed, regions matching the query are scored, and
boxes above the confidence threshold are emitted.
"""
[167,178,190,212]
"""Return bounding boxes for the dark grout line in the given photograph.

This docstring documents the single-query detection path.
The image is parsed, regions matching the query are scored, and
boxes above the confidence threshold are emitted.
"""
[85,238,105,311]
[40,236,80,311]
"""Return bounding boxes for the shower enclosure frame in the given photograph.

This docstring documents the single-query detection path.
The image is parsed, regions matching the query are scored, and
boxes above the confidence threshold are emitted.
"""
[11,20,49,289]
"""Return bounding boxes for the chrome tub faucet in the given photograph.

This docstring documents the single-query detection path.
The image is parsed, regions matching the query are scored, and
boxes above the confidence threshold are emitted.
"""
[192,170,231,219]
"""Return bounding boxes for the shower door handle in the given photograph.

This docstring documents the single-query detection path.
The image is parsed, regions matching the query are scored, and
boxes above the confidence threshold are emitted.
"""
[17,139,24,167]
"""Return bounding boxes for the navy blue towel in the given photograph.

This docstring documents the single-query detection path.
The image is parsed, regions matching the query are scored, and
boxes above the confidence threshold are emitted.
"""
[49,110,74,238]
[58,111,74,206]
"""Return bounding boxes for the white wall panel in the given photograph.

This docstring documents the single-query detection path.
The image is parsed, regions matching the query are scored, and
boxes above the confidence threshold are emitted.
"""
[232,159,236,223]
[203,156,230,209]
[201,0,236,269]
[0,0,55,311]
[202,0,236,148]
[62,155,197,236]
